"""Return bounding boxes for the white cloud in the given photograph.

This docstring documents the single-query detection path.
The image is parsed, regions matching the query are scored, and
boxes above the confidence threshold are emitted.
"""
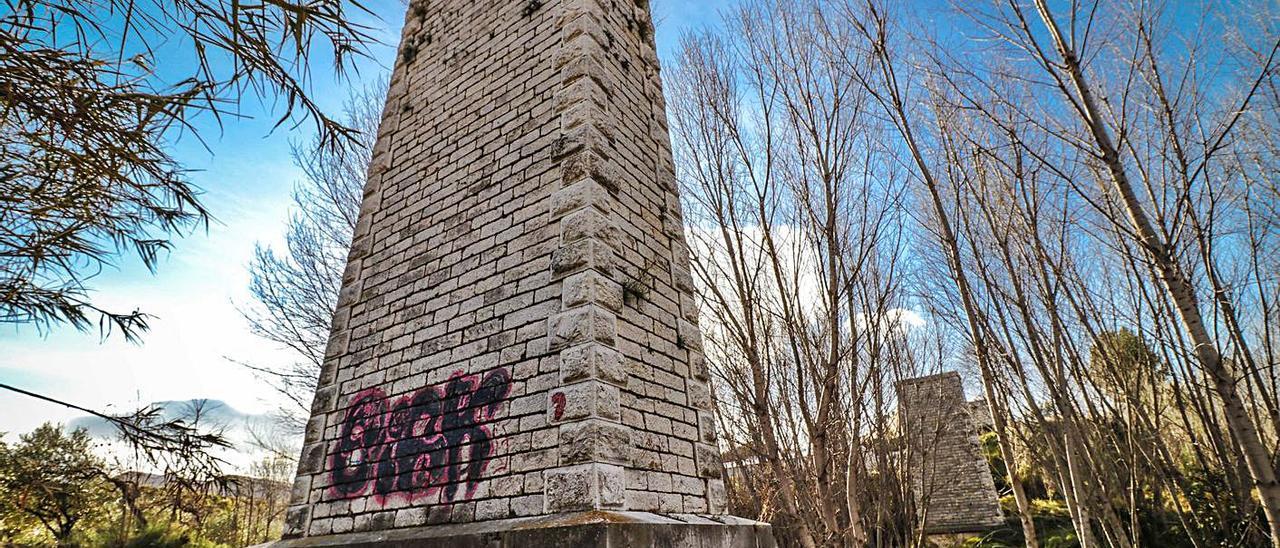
[854,307,926,333]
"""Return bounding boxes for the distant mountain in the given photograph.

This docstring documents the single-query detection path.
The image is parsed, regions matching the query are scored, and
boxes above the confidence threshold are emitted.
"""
[114,470,290,497]
[66,399,301,472]
[67,399,267,438]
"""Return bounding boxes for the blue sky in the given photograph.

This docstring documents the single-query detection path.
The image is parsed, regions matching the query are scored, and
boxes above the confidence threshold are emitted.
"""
[0,0,735,465]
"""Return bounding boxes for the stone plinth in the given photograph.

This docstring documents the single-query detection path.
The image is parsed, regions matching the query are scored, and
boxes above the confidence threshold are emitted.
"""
[259,512,774,548]
[270,0,774,545]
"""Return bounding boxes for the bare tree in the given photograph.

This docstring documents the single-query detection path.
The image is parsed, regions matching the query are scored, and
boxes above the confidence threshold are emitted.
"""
[836,0,1280,544]
[821,2,1047,544]
[240,82,383,430]
[675,1,1280,547]
[912,1,1280,543]
[669,2,942,545]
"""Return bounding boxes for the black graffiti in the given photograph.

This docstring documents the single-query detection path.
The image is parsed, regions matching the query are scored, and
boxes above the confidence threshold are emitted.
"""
[328,368,512,504]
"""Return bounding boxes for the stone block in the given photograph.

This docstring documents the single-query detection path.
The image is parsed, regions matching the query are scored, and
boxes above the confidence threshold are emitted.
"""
[476,498,510,521]
[627,490,661,512]
[560,207,621,247]
[551,178,612,217]
[708,480,729,514]
[543,464,590,512]
[394,507,428,528]
[672,266,696,293]
[561,270,623,311]
[282,505,310,539]
[561,149,622,192]
[560,343,628,386]
[698,411,717,443]
[687,380,713,410]
[511,495,544,517]
[290,476,312,506]
[549,381,621,423]
[544,463,627,513]
[559,102,618,142]
[556,76,610,112]
[558,0,609,30]
[307,518,332,537]
[331,516,354,534]
[695,443,723,479]
[689,352,709,380]
[297,442,325,475]
[677,319,704,352]
[553,122,612,160]
[551,238,616,276]
[558,419,632,465]
[548,306,617,350]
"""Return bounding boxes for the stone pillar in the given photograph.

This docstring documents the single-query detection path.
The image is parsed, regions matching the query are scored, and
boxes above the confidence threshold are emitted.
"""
[897,372,1004,535]
[265,1,774,546]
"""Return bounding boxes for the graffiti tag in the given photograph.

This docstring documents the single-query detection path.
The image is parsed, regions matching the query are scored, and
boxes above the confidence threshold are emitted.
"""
[328,368,512,504]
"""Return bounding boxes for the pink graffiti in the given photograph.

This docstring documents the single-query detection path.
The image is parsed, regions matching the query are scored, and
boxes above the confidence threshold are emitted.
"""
[328,368,512,504]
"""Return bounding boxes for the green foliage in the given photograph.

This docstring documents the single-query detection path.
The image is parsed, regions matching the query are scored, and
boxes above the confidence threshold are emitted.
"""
[0,424,114,544]
[978,431,1009,493]
[1027,499,1072,518]
[0,490,40,545]
[1087,329,1164,401]
[0,424,286,547]
[98,524,222,548]
[961,500,1078,548]
[1177,466,1269,546]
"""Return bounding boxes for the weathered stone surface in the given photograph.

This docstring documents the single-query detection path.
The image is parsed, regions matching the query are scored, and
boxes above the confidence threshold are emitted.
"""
[551,179,612,217]
[552,239,616,276]
[549,381,622,423]
[562,270,624,312]
[559,420,632,465]
[543,464,627,512]
[560,208,622,247]
[560,344,627,386]
[548,306,618,350]
[694,444,723,479]
[897,373,1004,534]
[686,380,712,410]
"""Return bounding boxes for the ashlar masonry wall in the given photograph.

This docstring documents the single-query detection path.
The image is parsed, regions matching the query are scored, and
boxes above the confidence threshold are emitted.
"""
[281,0,724,539]
[897,372,1004,534]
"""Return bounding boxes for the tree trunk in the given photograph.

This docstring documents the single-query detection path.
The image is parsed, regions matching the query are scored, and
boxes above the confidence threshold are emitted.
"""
[750,358,821,548]
[1029,2,1280,544]
[989,392,1041,548]
[867,33,1044,547]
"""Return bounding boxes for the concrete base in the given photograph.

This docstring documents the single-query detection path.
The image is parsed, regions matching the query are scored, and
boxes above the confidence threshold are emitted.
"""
[256,511,775,548]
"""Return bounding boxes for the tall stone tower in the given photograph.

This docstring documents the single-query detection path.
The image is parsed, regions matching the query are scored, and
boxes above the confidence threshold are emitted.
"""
[897,373,1004,535]
[271,1,774,546]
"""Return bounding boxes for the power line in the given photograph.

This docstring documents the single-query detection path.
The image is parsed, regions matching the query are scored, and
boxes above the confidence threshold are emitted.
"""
[0,382,188,446]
